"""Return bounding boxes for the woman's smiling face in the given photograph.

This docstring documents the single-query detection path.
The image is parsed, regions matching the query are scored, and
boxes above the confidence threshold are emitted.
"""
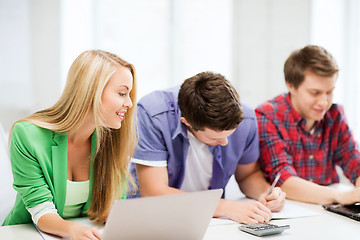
[101,65,133,129]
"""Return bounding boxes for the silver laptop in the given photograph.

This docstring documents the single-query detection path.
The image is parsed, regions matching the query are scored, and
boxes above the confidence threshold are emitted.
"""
[102,189,223,240]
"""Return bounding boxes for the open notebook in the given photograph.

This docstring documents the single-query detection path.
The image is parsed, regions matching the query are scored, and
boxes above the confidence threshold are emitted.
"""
[102,189,223,240]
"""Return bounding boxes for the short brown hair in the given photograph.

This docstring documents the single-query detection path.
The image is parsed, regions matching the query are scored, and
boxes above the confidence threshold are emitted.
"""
[178,71,244,131]
[284,45,339,88]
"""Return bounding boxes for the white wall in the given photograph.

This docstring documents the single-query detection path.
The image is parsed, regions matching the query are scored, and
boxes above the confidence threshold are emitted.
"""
[93,0,233,99]
[311,0,360,141]
[93,0,174,98]
[1,0,359,143]
[30,0,62,110]
[0,0,32,131]
[92,0,310,108]
[232,0,311,108]
[0,0,32,109]
[0,0,62,132]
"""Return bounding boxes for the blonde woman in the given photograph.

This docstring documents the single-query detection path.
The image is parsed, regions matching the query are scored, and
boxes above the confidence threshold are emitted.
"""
[2,50,137,240]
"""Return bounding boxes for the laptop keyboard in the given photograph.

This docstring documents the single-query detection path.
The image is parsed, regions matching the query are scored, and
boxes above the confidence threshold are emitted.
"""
[323,203,360,221]
[344,204,360,213]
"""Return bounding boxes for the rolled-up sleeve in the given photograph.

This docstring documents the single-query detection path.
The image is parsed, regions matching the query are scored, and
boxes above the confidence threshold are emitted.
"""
[10,123,54,210]
[256,111,298,185]
[238,115,260,165]
[333,107,360,184]
[133,105,169,162]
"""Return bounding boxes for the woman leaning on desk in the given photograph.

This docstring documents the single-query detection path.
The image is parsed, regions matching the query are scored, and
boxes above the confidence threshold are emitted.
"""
[2,50,137,240]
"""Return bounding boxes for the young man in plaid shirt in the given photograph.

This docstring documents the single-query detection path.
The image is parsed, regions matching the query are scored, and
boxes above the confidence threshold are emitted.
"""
[256,45,360,205]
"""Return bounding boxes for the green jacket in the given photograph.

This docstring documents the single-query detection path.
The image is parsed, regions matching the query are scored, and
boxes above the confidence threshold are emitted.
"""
[3,121,125,225]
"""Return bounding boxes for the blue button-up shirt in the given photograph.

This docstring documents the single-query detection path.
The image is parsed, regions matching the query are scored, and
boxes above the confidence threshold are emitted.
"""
[130,86,259,196]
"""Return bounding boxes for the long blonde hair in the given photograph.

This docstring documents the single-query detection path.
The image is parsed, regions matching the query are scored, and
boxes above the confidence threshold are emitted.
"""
[15,50,137,223]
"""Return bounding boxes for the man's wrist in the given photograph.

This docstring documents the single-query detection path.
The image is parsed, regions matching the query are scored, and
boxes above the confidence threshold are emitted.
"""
[215,199,231,218]
[355,176,360,188]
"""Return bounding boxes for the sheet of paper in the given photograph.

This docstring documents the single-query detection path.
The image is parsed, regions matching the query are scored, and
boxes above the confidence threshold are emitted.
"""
[209,217,237,226]
[271,200,320,219]
[224,198,320,220]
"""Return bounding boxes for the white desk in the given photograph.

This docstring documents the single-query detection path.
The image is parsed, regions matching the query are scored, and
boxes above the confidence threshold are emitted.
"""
[0,223,44,240]
[1,200,359,239]
[205,200,360,239]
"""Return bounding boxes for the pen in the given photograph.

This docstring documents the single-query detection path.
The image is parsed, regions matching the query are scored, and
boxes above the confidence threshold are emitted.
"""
[266,172,281,196]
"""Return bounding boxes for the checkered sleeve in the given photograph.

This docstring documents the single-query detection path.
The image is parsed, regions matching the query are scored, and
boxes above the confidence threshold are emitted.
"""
[255,109,298,185]
[333,106,360,184]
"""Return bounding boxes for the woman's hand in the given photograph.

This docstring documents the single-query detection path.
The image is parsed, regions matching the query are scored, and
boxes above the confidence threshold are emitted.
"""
[69,222,102,240]
[37,213,102,240]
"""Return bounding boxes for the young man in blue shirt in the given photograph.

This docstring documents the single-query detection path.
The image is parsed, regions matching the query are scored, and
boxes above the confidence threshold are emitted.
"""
[131,72,285,224]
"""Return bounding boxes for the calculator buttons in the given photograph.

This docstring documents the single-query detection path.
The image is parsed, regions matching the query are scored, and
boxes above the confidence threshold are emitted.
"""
[239,223,290,237]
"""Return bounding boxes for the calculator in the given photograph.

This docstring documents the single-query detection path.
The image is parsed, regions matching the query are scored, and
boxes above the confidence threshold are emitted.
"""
[239,222,290,237]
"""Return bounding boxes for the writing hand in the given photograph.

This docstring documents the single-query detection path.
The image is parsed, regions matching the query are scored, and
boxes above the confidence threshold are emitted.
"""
[258,187,286,212]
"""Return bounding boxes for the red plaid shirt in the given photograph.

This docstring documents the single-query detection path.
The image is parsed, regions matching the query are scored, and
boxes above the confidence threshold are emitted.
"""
[255,93,360,186]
